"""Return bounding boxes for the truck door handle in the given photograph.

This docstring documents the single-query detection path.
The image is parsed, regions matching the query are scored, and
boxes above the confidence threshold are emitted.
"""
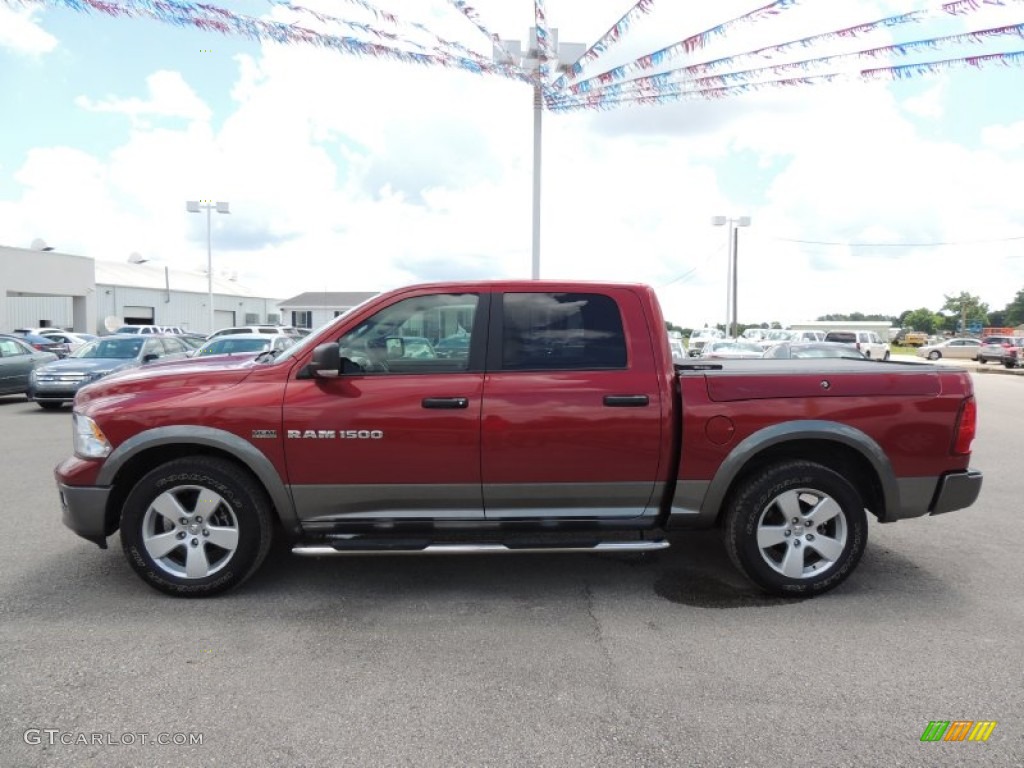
[603,395,649,407]
[422,397,469,409]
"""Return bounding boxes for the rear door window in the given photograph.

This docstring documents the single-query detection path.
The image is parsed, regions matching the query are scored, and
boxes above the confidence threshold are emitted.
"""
[500,293,627,371]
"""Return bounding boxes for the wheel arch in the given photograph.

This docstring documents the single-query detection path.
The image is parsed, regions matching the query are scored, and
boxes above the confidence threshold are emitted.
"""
[703,421,897,525]
[98,426,299,537]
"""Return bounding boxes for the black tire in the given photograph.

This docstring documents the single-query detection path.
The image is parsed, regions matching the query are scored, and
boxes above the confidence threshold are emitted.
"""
[978,357,987,364]
[120,457,273,597]
[36,401,63,410]
[724,460,868,596]
[1004,362,1015,369]
[928,351,941,360]
[883,351,890,361]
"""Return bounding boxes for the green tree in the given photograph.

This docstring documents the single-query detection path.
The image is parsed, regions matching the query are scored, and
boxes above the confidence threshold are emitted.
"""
[941,292,989,332]
[902,308,944,334]
[1004,287,1024,326]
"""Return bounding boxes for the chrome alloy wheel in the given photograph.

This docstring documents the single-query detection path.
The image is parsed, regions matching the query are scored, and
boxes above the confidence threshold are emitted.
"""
[141,484,240,579]
[754,488,848,580]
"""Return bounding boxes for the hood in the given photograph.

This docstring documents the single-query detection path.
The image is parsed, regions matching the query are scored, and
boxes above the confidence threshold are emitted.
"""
[37,357,136,375]
[75,355,260,409]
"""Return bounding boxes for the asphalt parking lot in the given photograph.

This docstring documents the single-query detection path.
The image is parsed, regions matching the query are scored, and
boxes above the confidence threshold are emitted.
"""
[1,371,1022,767]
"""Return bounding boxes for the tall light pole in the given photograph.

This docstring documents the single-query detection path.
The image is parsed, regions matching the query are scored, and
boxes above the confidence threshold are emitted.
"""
[495,29,585,279]
[186,200,230,333]
[712,215,751,338]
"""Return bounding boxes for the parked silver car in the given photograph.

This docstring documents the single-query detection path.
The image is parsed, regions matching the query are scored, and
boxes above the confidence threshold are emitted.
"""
[192,333,295,358]
[0,335,58,396]
[916,338,981,361]
[27,334,191,409]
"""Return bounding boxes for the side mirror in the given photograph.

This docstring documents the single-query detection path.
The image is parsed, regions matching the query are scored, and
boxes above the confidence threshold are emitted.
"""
[385,337,405,359]
[142,353,159,363]
[299,343,342,379]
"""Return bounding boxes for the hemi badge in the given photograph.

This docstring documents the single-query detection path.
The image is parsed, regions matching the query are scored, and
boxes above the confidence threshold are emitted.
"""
[252,429,277,439]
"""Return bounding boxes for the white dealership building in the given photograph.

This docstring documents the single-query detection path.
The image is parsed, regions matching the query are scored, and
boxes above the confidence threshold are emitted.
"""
[1,243,373,335]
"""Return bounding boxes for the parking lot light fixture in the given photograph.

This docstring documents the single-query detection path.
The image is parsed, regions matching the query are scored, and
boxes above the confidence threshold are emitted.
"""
[494,29,586,280]
[712,215,752,338]
[186,200,230,333]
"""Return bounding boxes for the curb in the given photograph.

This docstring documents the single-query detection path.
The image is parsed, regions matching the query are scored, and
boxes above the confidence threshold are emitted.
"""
[891,355,1024,376]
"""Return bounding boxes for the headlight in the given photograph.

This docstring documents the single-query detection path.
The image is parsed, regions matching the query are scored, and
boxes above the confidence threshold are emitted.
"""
[73,412,112,459]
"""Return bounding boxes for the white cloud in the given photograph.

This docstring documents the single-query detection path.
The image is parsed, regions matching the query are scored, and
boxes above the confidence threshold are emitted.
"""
[903,80,947,120]
[2,0,1023,326]
[982,120,1024,152]
[0,4,57,55]
[75,70,212,125]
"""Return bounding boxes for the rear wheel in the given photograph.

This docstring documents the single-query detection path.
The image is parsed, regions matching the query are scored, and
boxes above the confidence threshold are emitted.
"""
[928,351,941,360]
[724,461,868,596]
[120,457,273,597]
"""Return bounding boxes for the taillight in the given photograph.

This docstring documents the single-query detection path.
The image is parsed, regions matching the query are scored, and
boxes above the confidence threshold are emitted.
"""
[953,396,977,455]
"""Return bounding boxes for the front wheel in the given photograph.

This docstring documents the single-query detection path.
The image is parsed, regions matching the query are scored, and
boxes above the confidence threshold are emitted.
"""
[120,457,273,597]
[978,357,987,364]
[883,351,890,360]
[724,461,868,596]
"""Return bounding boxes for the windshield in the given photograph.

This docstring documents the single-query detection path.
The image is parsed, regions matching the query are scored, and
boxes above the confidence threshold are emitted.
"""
[74,338,144,360]
[197,338,269,356]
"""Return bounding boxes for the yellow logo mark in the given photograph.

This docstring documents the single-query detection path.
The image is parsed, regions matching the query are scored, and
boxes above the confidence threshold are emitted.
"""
[967,721,997,742]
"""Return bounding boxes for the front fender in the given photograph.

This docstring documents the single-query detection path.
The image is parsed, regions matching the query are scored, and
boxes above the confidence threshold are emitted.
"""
[97,426,299,535]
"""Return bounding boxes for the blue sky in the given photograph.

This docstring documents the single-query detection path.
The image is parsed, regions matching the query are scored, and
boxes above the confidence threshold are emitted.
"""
[2,0,1023,327]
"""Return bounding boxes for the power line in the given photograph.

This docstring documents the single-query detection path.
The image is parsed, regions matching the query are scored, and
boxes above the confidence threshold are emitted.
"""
[659,241,727,288]
[775,235,1024,247]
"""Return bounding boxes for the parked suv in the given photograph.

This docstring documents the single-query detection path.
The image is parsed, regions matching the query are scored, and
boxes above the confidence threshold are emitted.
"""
[823,330,891,360]
[1003,339,1024,369]
[977,335,1023,365]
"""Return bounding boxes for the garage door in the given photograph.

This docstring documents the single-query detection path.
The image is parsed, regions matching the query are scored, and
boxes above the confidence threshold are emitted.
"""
[123,305,154,325]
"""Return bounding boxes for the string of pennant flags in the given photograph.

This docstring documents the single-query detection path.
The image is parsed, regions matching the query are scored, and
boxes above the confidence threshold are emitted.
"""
[5,0,1023,111]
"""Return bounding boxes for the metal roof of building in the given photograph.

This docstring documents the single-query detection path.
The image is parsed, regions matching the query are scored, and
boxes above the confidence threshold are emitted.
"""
[278,291,378,308]
[95,261,265,298]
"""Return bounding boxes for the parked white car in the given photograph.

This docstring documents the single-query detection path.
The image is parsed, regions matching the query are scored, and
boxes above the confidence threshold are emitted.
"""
[687,327,725,357]
[668,336,687,363]
[700,340,765,359]
[916,338,981,361]
[207,325,303,340]
[824,330,891,360]
[115,324,186,335]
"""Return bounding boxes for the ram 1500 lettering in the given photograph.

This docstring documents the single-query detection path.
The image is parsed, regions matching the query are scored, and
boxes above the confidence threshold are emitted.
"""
[55,281,982,597]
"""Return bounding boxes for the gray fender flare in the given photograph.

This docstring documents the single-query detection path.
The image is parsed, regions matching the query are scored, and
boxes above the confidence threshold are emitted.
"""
[700,420,899,521]
[97,426,299,535]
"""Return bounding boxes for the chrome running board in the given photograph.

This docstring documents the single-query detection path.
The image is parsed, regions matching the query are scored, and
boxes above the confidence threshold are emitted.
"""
[292,540,670,557]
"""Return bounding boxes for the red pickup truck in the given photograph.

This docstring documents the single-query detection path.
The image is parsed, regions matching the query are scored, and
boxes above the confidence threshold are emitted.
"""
[55,281,982,598]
